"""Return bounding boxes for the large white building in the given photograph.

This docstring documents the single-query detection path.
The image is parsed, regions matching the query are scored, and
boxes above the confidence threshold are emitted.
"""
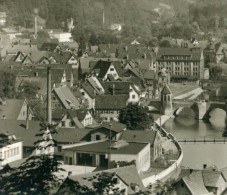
[0,133,23,167]
[49,31,73,42]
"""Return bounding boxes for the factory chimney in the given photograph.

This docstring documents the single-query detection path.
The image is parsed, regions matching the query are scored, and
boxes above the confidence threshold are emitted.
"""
[47,67,52,124]
[34,8,39,38]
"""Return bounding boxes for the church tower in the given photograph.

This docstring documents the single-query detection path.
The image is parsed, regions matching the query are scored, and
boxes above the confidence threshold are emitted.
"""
[161,84,173,115]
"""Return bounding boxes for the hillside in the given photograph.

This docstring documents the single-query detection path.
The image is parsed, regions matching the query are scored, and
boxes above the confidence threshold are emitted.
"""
[0,0,192,29]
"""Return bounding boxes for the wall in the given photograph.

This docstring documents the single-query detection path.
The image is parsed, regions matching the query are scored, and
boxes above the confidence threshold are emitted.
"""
[97,110,119,122]
[17,101,33,120]
[128,85,140,103]
[103,64,119,80]
[137,143,150,172]
[80,88,95,110]
[142,122,183,187]
[0,141,23,166]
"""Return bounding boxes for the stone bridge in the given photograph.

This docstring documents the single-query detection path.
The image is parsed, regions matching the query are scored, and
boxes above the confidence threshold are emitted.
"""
[173,100,227,120]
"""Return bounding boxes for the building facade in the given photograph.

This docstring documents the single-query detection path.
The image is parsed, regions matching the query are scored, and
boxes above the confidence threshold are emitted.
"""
[156,47,204,80]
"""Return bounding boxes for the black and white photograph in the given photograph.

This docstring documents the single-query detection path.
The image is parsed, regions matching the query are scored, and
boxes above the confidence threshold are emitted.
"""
[0,0,227,194]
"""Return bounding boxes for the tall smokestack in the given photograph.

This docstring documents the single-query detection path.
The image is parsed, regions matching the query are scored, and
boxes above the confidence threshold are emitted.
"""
[34,8,39,38]
[102,0,105,29]
[47,67,52,124]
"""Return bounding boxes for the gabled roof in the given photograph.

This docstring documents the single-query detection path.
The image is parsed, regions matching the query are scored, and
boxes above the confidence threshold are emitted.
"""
[0,120,41,147]
[40,43,59,52]
[92,60,123,78]
[202,170,223,188]
[86,77,104,95]
[143,70,155,80]
[66,165,146,194]
[120,130,157,146]
[81,83,96,99]
[161,84,172,95]
[53,86,81,109]
[102,81,132,95]
[0,120,90,147]
[0,99,26,120]
[157,47,202,61]
[182,171,210,195]
[95,95,128,110]
[64,140,149,155]
[97,120,126,133]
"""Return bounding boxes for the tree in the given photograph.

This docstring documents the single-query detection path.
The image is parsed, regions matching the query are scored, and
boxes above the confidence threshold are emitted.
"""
[0,123,64,194]
[37,30,50,38]
[17,81,41,99]
[146,179,175,195]
[118,103,153,130]
[159,40,171,48]
[57,172,121,195]
[0,71,15,98]
[209,64,223,79]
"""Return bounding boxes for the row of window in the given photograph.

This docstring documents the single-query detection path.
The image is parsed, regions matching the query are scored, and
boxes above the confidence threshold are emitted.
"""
[158,61,199,66]
[4,147,20,158]
[163,55,191,60]
[99,110,119,114]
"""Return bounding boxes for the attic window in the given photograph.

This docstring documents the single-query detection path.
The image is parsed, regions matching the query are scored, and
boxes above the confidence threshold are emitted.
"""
[110,68,114,71]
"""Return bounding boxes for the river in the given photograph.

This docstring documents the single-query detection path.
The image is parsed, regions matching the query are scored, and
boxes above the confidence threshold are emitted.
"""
[163,108,227,169]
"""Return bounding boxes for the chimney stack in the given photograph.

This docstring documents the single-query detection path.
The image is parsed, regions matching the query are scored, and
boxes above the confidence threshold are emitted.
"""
[47,67,52,124]
[26,118,29,130]
[112,84,115,95]
[34,8,39,38]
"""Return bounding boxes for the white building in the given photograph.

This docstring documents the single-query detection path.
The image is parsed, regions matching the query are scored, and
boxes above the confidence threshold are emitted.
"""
[49,31,73,42]
[0,134,23,167]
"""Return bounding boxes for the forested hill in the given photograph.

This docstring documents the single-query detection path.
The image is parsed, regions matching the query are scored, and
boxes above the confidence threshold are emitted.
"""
[0,0,193,29]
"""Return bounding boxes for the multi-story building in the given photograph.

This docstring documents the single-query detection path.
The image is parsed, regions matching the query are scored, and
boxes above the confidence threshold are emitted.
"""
[0,133,23,166]
[156,47,204,80]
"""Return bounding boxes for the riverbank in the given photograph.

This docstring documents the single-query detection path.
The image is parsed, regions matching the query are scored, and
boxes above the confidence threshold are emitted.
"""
[142,115,183,186]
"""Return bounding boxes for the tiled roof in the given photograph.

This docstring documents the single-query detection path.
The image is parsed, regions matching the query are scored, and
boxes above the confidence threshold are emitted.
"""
[54,127,90,143]
[81,83,96,99]
[92,60,123,78]
[40,43,59,52]
[0,120,41,147]
[95,95,128,110]
[221,167,227,181]
[120,130,157,146]
[67,165,146,194]
[64,140,148,155]
[86,77,103,95]
[0,99,25,120]
[157,47,202,61]
[202,170,222,188]
[102,81,131,95]
[79,57,94,74]
[53,86,81,109]
[183,171,210,195]
[143,70,155,80]
[98,120,126,133]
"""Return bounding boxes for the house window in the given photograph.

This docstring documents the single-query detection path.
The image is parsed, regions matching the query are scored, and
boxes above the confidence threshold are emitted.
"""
[81,92,85,96]
[69,121,74,127]
[132,95,135,99]
[96,135,101,140]
[58,146,62,152]
[62,121,66,127]
[110,68,114,71]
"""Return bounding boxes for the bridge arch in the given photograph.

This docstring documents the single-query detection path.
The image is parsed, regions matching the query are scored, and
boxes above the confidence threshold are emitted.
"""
[204,103,227,119]
[173,104,199,118]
